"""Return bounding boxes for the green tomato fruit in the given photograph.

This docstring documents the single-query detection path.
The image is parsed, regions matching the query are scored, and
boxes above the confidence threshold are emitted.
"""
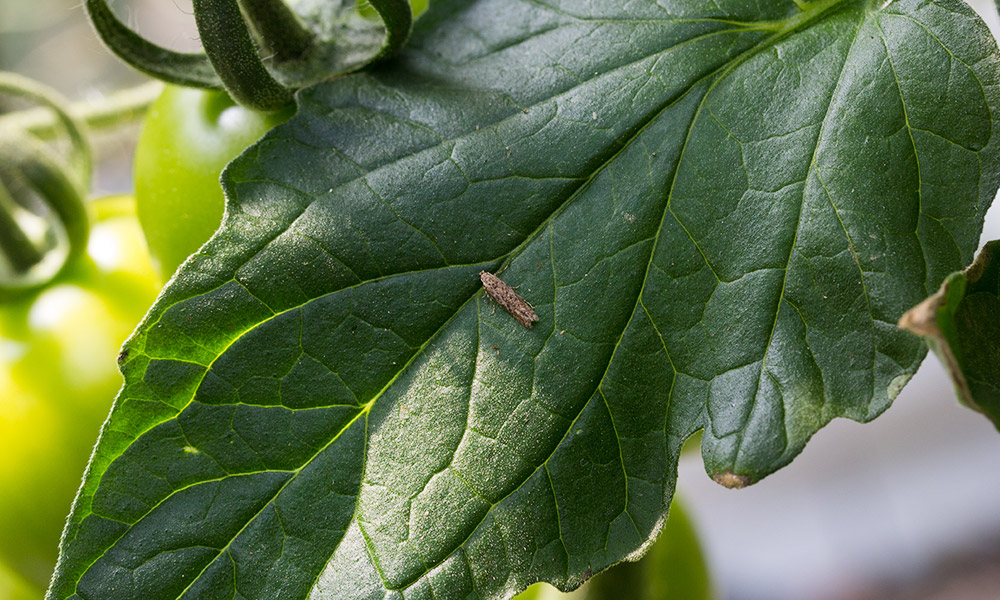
[0,196,160,589]
[0,559,37,600]
[134,85,291,281]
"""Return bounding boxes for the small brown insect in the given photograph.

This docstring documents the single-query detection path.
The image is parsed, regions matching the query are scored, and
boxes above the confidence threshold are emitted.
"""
[479,271,538,328]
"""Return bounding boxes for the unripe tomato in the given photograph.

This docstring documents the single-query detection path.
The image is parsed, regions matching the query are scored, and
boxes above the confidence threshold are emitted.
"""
[134,85,291,281]
[0,196,160,589]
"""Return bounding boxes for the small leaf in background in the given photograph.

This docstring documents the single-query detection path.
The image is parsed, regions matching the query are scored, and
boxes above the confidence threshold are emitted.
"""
[900,241,1000,429]
[47,1,1000,599]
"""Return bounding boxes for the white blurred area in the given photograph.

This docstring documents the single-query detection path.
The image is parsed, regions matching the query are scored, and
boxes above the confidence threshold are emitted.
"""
[679,5,1000,599]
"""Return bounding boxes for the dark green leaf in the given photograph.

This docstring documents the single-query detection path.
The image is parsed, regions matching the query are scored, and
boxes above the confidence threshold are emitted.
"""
[900,240,1000,429]
[49,0,1000,598]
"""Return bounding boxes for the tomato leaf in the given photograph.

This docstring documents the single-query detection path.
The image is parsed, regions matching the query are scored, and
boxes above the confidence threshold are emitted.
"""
[901,240,1000,429]
[49,1,1000,598]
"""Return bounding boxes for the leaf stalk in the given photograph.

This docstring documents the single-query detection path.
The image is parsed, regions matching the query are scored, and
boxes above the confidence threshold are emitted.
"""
[192,0,294,112]
[0,183,45,274]
[237,0,315,63]
[0,81,162,140]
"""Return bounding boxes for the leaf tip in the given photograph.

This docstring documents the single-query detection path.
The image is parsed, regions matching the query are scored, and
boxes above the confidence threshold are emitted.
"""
[898,293,944,339]
[712,471,753,489]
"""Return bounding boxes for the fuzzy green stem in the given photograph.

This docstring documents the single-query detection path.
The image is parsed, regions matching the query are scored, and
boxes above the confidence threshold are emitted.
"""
[0,72,91,189]
[193,0,293,111]
[85,0,220,89]
[238,0,314,63]
[0,81,162,142]
[0,183,43,273]
[368,0,413,62]
[0,132,90,294]
[0,75,96,292]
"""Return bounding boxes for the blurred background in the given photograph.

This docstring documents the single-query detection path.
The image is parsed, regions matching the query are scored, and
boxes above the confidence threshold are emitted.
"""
[1,1,999,599]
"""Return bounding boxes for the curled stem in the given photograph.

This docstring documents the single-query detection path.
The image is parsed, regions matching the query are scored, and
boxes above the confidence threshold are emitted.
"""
[0,182,44,273]
[0,72,91,188]
[193,0,293,111]
[85,0,220,88]
[0,135,90,272]
[0,81,162,141]
[0,74,92,294]
[368,0,414,62]
[238,0,314,63]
